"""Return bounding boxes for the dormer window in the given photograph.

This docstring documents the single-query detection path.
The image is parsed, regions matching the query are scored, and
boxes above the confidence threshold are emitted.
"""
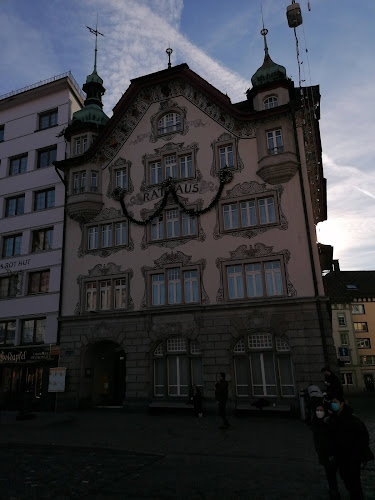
[264,96,279,109]
[74,136,88,156]
[158,113,181,136]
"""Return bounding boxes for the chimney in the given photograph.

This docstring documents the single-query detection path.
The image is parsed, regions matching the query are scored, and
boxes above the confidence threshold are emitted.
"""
[332,259,340,272]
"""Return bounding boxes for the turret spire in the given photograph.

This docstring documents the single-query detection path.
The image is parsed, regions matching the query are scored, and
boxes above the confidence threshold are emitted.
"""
[86,18,104,73]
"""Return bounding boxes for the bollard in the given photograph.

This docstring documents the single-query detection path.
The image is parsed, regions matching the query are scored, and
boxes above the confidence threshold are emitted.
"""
[299,388,306,421]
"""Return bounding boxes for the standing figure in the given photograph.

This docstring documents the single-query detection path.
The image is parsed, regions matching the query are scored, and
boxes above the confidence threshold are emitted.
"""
[188,384,203,417]
[311,400,340,499]
[321,366,344,401]
[330,395,373,500]
[215,372,229,429]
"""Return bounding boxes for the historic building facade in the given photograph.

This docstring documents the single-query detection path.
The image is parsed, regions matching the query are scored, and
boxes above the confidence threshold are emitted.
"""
[0,73,84,409]
[55,37,336,412]
[324,261,375,394]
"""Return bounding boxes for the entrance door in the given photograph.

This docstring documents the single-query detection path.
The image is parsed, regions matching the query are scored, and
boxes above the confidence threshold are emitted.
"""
[364,374,374,391]
[81,341,126,406]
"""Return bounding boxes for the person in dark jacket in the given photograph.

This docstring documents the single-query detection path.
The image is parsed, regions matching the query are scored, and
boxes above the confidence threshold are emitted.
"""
[188,384,203,417]
[311,400,340,499]
[215,372,229,429]
[321,367,344,401]
[329,395,372,500]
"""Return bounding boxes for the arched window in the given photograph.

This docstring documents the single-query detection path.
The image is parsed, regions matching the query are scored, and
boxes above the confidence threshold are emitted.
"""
[264,96,279,110]
[153,337,202,397]
[158,112,182,135]
[233,334,294,398]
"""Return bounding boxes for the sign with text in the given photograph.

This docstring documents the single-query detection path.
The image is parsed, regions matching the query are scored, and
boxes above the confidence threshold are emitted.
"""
[338,347,350,362]
[48,367,66,392]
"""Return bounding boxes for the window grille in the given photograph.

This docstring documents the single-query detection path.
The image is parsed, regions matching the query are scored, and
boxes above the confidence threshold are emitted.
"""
[190,341,201,354]
[234,338,246,353]
[154,344,164,356]
[167,338,187,352]
[276,337,290,352]
[248,334,273,349]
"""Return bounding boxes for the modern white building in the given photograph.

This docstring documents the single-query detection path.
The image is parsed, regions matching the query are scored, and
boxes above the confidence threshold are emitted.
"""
[0,73,84,410]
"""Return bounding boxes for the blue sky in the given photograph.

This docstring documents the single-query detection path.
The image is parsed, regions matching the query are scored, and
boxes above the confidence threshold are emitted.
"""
[1,0,374,270]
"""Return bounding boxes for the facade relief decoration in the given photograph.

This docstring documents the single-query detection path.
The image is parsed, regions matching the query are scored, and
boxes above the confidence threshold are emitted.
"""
[140,251,209,309]
[77,207,134,258]
[210,132,244,177]
[140,195,206,250]
[106,157,134,199]
[74,262,134,316]
[149,100,188,143]
[213,181,288,240]
[93,78,257,168]
[215,243,297,303]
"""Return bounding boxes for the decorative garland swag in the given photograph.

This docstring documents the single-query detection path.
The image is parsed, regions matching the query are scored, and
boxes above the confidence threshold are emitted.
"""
[113,167,233,226]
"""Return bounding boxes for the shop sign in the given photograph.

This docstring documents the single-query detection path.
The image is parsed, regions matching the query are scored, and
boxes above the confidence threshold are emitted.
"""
[0,347,56,363]
[48,367,66,392]
[0,258,31,272]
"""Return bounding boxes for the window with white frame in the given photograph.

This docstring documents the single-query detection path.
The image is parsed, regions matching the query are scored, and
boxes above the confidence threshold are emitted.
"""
[150,267,199,306]
[340,373,353,385]
[264,96,279,109]
[115,168,127,190]
[354,322,368,332]
[226,260,283,300]
[357,338,371,349]
[91,172,98,192]
[221,195,277,231]
[351,304,365,314]
[337,313,346,327]
[219,145,234,169]
[360,355,375,366]
[153,337,202,397]
[148,152,194,185]
[267,129,283,155]
[84,276,129,312]
[340,333,349,346]
[74,136,88,156]
[158,112,182,135]
[150,208,197,242]
[87,220,128,251]
[73,171,86,194]
[233,334,294,398]
[21,317,46,344]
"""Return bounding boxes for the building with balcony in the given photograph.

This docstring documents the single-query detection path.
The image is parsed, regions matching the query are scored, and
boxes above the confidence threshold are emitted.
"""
[324,261,375,394]
[54,32,336,412]
[0,73,84,410]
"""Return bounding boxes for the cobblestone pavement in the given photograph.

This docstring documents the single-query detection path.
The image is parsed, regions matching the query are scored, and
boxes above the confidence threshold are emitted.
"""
[0,394,373,499]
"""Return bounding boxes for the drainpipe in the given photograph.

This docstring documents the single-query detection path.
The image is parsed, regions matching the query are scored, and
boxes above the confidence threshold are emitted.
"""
[290,101,329,364]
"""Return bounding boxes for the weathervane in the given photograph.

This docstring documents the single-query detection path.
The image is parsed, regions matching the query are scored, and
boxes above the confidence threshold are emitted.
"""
[166,46,173,69]
[260,5,269,57]
[86,16,104,72]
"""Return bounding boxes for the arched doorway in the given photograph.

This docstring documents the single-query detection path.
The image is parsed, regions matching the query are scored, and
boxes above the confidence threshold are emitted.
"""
[80,341,126,407]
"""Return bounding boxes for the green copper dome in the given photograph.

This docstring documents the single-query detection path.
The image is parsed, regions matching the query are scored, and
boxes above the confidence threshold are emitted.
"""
[85,69,104,85]
[251,52,287,87]
[71,103,109,127]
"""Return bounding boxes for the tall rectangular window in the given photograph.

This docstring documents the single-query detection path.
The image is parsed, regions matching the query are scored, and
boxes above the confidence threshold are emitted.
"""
[152,274,165,305]
[184,270,198,303]
[91,172,98,192]
[0,320,16,345]
[74,136,87,155]
[5,195,25,217]
[39,109,58,130]
[0,125,4,142]
[227,265,245,299]
[165,154,177,179]
[259,198,276,224]
[0,276,18,299]
[115,222,127,246]
[34,188,55,210]
[32,227,53,252]
[21,318,46,344]
[114,279,127,309]
[337,314,346,327]
[102,224,112,248]
[9,154,28,176]
[28,270,50,294]
[2,234,22,257]
[182,213,196,236]
[88,227,98,250]
[167,268,181,304]
[219,145,234,168]
[151,215,164,240]
[150,162,162,184]
[166,209,180,238]
[240,200,256,227]
[100,280,111,310]
[37,146,57,169]
[265,261,283,296]
[73,171,86,193]
[180,154,193,178]
[115,169,127,189]
[85,282,97,311]
[245,263,263,297]
[267,129,283,155]
[223,204,239,230]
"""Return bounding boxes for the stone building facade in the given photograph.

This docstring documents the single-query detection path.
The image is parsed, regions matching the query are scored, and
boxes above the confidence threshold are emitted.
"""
[55,38,336,412]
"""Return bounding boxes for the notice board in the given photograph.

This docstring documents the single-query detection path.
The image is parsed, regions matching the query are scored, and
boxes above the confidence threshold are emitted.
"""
[48,367,66,392]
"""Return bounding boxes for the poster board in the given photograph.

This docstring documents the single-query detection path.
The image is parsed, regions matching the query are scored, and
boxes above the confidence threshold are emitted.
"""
[48,367,66,392]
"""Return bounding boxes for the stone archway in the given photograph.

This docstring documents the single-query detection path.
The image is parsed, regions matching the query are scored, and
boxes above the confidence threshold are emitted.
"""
[80,340,126,407]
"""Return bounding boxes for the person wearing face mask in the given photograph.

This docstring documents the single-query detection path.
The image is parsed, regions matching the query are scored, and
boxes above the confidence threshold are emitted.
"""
[330,395,374,500]
[311,401,340,499]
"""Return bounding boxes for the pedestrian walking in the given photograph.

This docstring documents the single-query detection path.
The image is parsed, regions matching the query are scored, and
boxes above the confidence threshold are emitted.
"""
[321,366,344,401]
[311,399,340,499]
[215,372,229,429]
[329,395,374,500]
[188,384,203,417]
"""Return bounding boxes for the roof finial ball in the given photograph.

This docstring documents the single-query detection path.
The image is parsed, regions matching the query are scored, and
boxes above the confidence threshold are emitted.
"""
[166,46,173,69]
